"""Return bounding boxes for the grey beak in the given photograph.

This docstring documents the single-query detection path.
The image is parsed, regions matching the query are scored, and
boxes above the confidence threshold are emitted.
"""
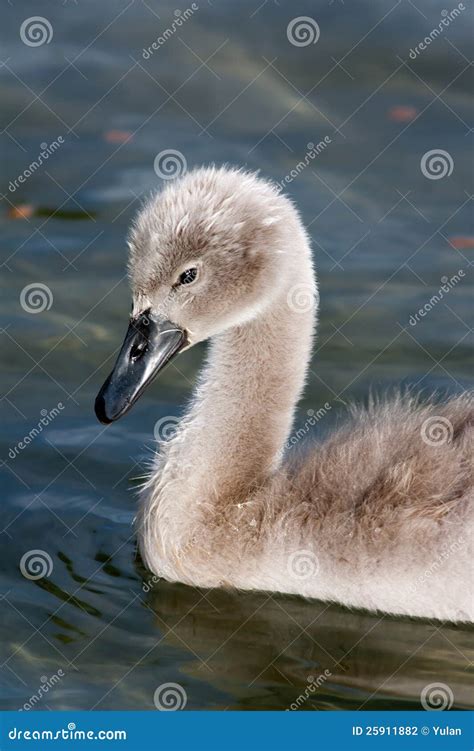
[94,310,187,424]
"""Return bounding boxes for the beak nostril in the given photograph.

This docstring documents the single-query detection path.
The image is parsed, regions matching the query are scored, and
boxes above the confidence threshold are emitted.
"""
[130,340,147,361]
[95,314,186,424]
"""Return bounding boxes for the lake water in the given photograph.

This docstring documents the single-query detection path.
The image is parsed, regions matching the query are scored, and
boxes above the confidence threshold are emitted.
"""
[1,0,473,711]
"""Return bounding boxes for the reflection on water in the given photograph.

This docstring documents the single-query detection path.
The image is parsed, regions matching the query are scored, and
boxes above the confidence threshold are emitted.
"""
[144,581,474,711]
[1,0,473,711]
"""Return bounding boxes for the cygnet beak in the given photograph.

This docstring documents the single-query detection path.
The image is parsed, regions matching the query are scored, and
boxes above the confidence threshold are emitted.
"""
[94,310,187,424]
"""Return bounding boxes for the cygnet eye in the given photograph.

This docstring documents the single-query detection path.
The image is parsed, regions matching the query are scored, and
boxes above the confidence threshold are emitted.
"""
[178,267,198,285]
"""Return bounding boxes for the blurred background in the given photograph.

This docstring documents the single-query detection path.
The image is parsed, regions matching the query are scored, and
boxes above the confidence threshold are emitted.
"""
[1,0,473,711]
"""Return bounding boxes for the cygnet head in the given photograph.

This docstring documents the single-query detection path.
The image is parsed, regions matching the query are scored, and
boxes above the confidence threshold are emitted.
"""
[95,166,309,424]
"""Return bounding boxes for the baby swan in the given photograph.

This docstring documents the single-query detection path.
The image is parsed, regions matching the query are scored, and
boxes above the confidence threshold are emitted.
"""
[95,166,473,623]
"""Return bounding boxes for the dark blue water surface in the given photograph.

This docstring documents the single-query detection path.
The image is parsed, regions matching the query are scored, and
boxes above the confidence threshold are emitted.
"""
[1,0,473,710]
